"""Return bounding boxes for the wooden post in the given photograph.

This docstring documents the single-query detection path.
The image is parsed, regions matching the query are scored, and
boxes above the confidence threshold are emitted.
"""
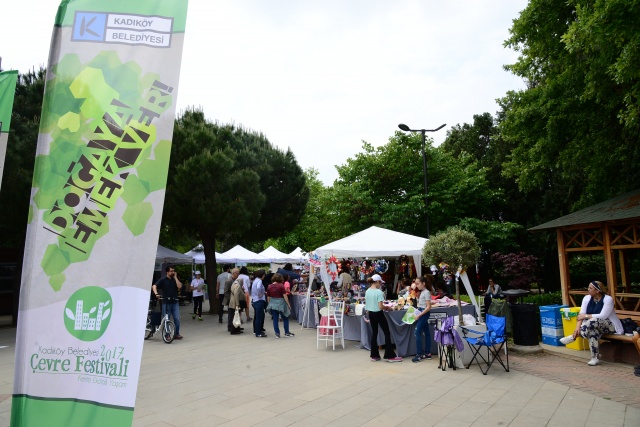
[603,223,617,302]
[557,229,570,306]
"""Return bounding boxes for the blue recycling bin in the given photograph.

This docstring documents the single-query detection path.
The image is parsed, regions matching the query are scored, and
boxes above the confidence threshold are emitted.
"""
[539,304,568,346]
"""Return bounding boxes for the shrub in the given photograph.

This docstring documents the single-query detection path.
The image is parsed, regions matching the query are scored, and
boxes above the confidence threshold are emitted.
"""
[491,252,540,291]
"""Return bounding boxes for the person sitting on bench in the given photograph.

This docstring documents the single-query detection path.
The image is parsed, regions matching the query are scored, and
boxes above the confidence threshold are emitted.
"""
[560,280,623,366]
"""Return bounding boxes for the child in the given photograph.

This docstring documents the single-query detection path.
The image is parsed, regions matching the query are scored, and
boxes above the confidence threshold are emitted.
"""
[412,276,432,362]
[283,274,291,296]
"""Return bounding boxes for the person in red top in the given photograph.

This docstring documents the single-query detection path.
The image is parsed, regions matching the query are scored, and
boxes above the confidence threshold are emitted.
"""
[283,274,291,296]
[266,273,295,338]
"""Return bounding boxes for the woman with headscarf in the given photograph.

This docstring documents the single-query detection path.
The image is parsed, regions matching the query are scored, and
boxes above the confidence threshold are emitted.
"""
[560,280,623,365]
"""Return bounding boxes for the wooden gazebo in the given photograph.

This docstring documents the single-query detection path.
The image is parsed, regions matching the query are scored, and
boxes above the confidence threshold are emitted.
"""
[530,189,640,321]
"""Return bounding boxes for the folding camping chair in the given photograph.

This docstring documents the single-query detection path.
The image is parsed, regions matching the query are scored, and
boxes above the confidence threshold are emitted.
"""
[434,316,464,371]
[317,301,345,350]
[460,314,509,375]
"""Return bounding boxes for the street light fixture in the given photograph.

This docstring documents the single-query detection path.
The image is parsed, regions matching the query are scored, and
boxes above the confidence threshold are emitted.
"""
[398,123,446,238]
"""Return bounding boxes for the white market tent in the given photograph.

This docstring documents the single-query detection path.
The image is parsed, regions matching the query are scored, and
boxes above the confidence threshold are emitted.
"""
[314,226,427,271]
[259,246,298,263]
[287,247,308,263]
[184,244,232,264]
[314,226,428,286]
[219,245,271,264]
[314,226,482,318]
[296,227,428,329]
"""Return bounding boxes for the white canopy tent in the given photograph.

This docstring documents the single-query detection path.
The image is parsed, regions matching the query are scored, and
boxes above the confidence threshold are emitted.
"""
[218,245,271,264]
[314,226,427,280]
[287,247,308,263]
[314,226,481,320]
[184,244,232,264]
[259,246,298,263]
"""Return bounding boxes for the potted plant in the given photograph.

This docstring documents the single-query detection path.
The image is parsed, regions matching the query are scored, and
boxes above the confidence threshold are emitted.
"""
[423,226,480,323]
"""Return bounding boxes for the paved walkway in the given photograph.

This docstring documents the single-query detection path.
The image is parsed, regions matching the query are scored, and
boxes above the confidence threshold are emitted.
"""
[1,302,639,426]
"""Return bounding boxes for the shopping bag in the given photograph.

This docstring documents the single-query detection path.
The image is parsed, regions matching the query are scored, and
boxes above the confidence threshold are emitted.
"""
[233,308,241,328]
[402,306,418,324]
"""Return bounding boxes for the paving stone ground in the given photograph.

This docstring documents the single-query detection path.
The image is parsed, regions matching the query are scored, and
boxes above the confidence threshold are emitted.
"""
[1,303,639,426]
[509,351,640,408]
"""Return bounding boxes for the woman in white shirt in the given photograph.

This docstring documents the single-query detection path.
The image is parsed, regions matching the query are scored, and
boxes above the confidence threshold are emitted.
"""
[560,280,623,366]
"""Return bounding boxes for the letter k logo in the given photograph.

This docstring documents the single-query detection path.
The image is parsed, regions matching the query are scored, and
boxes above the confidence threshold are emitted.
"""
[72,12,106,42]
[80,16,100,38]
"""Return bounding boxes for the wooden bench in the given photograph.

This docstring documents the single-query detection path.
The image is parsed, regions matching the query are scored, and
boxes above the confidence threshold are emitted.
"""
[600,313,640,364]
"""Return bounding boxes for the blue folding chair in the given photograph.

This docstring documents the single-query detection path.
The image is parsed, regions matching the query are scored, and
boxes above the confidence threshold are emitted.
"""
[460,314,509,375]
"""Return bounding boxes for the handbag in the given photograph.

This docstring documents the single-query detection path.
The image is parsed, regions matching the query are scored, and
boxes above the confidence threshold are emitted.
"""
[232,308,241,328]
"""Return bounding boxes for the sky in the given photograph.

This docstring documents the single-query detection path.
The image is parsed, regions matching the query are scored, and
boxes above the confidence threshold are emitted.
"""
[0,0,529,185]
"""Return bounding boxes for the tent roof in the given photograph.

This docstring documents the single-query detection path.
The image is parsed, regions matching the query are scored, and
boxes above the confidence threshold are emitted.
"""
[530,188,640,231]
[287,247,307,262]
[157,245,192,265]
[185,244,232,264]
[314,226,427,258]
[259,246,297,262]
[219,245,270,263]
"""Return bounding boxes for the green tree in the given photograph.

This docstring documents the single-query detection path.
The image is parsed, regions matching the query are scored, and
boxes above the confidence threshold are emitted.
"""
[441,112,495,166]
[423,226,480,321]
[0,68,45,248]
[265,168,351,252]
[162,109,308,311]
[441,112,530,226]
[0,67,45,325]
[457,218,523,254]
[332,132,498,238]
[500,0,640,218]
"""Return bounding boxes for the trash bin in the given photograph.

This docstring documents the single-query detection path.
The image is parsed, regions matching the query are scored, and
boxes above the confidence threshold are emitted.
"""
[560,307,588,350]
[539,304,567,346]
[510,303,540,346]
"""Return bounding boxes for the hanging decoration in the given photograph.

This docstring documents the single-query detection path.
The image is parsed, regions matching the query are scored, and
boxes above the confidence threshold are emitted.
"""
[439,262,450,274]
[359,259,375,276]
[397,255,410,276]
[326,255,339,281]
[307,252,323,267]
[374,259,389,274]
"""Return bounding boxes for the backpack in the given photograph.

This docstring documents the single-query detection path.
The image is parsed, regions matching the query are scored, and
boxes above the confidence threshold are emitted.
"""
[620,318,639,334]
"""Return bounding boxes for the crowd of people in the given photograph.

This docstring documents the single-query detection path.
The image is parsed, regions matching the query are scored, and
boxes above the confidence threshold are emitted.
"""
[150,263,305,339]
[151,262,626,368]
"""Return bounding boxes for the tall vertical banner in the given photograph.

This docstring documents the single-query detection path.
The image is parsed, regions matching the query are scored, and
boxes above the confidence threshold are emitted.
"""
[0,70,19,191]
[11,1,188,425]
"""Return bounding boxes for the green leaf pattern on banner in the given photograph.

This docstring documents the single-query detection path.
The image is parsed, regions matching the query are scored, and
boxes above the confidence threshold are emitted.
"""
[33,51,173,290]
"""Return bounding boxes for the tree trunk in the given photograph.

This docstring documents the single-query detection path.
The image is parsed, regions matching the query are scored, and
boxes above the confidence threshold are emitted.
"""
[201,232,218,315]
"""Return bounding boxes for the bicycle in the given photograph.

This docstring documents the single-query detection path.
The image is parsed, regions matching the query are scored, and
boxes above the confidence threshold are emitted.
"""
[145,297,176,343]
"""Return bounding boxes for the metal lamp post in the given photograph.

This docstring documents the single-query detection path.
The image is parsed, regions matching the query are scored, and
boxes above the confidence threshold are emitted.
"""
[398,123,446,238]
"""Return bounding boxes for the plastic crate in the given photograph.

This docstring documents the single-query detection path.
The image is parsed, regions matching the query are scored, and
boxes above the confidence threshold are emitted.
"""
[539,304,567,346]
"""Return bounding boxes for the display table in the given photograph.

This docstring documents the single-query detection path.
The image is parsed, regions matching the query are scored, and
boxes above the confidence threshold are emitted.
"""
[358,305,476,357]
[342,314,362,341]
[289,294,326,328]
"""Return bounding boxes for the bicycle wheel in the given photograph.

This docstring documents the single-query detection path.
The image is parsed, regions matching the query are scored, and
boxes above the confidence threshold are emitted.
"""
[162,320,175,343]
[144,315,154,340]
